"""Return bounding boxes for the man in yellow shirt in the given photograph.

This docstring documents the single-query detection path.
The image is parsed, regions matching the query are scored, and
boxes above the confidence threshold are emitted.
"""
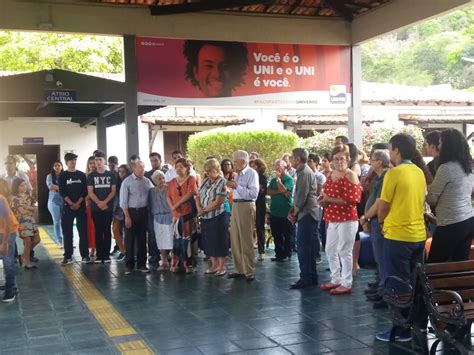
[0,194,19,303]
[375,134,427,343]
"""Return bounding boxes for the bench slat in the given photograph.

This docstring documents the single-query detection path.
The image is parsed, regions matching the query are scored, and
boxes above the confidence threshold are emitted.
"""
[428,270,474,279]
[422,260,474,275]
[428,275,474,290]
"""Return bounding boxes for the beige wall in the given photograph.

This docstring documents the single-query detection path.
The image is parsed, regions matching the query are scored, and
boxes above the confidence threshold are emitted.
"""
[0,120,96,170]
[2,0,472,45]
[1,0,350,45]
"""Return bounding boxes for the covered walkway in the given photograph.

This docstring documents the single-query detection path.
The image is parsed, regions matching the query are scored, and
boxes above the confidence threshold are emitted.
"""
[1,227,472,354]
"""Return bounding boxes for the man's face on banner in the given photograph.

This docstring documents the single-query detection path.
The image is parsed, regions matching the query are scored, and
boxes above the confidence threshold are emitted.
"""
[193,44,232,97]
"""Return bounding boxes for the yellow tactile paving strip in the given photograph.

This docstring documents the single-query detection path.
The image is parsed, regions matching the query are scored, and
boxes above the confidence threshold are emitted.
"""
[117,340,154,354]
[39,228,155,354]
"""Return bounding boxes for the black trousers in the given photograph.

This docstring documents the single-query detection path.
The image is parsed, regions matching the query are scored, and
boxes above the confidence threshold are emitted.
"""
[256,202,266,254]
[427,216,474,263]
[62,206,88,259]
[270,215,293,259]
[91,210,113,261]
[125,207,148,269]
[319,209,327,249]
[147,210,160,261]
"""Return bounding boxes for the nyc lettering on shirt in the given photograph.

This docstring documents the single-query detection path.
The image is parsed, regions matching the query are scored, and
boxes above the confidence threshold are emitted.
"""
[93,176,112,188]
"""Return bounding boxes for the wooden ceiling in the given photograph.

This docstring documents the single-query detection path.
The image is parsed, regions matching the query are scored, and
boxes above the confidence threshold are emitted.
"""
[99,0,391,21]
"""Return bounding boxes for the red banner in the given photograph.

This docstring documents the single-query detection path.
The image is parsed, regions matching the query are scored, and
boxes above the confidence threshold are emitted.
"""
[137,37,351,107]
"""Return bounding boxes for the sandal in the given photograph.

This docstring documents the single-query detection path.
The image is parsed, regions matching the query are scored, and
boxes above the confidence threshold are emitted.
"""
[157,265,168,271]
[320,283,341,291]
[185,267,194,274]
[330,286,352,295]
[215,270,227,276]
[205,269,218,274]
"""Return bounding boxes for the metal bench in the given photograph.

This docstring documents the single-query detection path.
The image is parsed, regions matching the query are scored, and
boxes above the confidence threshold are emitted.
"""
[418,260,474,355]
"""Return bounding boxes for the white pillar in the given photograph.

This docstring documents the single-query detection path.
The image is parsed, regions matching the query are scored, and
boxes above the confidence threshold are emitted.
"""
[348,45,363,148]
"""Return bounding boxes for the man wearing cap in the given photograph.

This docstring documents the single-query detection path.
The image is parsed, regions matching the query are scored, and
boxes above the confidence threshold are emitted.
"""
[87,151,117,264]
[58,153,89,264]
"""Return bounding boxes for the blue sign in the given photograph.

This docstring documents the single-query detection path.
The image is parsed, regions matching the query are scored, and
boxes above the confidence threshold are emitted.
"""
[44,89,76,102]
[23,137,44,145]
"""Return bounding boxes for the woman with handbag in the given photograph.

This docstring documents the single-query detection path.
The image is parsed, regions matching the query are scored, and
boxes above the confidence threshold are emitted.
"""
[166,158,198,273]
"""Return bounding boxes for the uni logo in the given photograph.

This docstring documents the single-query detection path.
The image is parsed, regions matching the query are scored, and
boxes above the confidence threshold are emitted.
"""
[329,85,347,104]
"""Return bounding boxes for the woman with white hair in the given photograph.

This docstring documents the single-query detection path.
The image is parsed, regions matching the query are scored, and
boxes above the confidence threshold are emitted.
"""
[149,170,173,271]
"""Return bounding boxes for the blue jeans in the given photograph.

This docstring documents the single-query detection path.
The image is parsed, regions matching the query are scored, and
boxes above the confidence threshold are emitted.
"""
[48,201,63,244]
[370,219,385,294]
[296,215,318,284]
[383,238,425,333]
[383,238,425,294]
[0,233,17,292]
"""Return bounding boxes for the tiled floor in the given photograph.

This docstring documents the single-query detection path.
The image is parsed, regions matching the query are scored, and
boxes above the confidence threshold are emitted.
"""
[0,226,472,354]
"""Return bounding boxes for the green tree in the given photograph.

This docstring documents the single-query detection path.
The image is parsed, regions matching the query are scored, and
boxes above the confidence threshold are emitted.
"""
[0,31,123,73]
[362,7,474,90]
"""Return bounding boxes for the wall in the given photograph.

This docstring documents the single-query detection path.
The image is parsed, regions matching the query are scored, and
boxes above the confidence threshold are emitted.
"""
[0,120,96,171]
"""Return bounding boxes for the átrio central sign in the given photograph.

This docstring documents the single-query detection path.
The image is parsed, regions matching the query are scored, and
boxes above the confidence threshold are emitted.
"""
[136,37,351,107]
[44,89,76,102]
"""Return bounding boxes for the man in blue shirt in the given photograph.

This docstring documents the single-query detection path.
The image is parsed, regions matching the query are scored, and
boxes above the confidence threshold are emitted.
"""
[120,160,154,275]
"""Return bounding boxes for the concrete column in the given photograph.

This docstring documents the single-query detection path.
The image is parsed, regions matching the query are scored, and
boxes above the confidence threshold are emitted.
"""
[348,45,363,148]
[123,34,139,159]
[96,117,107,155]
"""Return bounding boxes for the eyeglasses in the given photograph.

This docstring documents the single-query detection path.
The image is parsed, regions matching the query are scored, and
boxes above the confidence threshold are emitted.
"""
[333,157,346,162]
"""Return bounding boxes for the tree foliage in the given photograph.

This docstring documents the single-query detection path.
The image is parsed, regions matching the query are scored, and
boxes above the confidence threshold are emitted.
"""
[187,127,299,176]
[301,126,425,156]
[0,31,123,73]
[362,7,474,90]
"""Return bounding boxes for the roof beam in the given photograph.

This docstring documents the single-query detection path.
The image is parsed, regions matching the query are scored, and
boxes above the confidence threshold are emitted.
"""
[325,0,354,22]
[80,117,97,128]
[149,0,275,16]
[100,104,124,118]
[352,0,474,44]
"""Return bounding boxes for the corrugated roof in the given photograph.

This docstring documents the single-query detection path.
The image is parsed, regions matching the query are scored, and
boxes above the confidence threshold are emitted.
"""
[399,114,474,124]
[362,82,474,106]
[141,115,254,125]
[278,114,383,125]
[99,0,391,20]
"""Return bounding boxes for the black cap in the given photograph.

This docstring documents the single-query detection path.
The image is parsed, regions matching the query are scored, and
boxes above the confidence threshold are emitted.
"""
[64,153,78,162]
[94,151,106,159]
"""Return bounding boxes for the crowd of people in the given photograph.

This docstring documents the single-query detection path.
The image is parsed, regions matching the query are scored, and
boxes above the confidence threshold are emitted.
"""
[0,129,473,343]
